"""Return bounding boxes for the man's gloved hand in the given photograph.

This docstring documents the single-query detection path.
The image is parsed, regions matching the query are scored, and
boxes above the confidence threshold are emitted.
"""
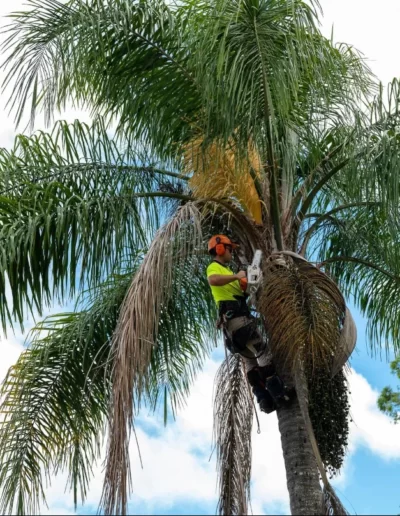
[240,278,248,291]
[235,270,247,291]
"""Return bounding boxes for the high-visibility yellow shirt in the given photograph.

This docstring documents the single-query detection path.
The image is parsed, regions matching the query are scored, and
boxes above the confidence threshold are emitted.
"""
[206,261,244,305]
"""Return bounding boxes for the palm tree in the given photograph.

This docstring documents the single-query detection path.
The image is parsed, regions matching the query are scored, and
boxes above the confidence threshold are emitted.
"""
[1,0,400,514]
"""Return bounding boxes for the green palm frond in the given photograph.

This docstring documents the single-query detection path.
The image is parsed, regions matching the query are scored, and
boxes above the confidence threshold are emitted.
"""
[0,117,187,195]
[194,0,372,147]
[0,119,189,329]
[2,0,374,161]
[290,81,400,250]
[0,267,130,516]
[316,205,400,354]
[2,0,199,153]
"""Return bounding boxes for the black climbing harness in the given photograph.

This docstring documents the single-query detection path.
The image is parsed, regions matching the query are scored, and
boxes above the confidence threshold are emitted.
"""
[218,297,267,360]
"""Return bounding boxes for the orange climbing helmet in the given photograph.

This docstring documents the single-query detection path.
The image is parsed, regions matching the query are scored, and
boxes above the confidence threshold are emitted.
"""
[208,235,239,256]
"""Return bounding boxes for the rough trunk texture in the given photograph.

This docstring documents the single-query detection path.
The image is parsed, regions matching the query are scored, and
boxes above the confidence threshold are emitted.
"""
[277,396,323,515]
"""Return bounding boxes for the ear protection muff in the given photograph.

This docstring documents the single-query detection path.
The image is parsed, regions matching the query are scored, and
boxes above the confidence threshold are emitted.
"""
[215,237,226,256]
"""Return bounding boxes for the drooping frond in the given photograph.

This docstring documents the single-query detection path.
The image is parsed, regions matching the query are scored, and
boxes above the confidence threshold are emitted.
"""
[0,119,188,329]
[2,0,199,153]
[146,253,217,419]
[184,137,263,224]
[102,202,209,515]
[0,266,134,516]
[0,117,186,188]
[214,354,253,516]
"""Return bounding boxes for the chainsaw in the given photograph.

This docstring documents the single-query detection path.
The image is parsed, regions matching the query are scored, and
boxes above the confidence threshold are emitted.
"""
[239,250,263,295]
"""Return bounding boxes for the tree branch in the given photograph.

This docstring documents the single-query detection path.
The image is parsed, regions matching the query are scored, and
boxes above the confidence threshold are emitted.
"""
[296,158,351,224]
[129,191,193,202]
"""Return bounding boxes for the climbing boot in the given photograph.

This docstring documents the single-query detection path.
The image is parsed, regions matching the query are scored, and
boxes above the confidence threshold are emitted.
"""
[257,390,276,414]
[247,367,277,414]
[266,374,287,402]
[246,367,263,388]
[256,364,293,406]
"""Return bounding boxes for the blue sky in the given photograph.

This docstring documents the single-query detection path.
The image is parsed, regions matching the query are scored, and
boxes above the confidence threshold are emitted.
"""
[333,305,400,516]
[1,0,400,515]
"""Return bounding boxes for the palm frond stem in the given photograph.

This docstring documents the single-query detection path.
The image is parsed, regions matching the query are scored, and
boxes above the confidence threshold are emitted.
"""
[254,16,283,250]
[318,256,400,282]
[292,156,356,245]
[128,191,194,202]
[288,139,352,219]
[297,158,351,220]
[304,202,382,220]
[0,165,189,196]
[127,29,194,84]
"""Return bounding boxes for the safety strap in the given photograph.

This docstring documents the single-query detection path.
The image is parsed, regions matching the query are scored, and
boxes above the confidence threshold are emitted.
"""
[220,315,267,360]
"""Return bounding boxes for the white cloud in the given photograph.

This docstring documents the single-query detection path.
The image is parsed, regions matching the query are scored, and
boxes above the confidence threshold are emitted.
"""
[319,0,400,85]
[0,338,23,385]
[347,369,400,459]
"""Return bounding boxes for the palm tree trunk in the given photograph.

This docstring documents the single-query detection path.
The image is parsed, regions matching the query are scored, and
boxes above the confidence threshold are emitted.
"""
[277,396,323,515]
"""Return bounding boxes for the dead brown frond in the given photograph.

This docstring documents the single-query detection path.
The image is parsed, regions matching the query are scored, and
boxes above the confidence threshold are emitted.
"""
[101,202,204,515]
[260,254,346,373]
[184,137,264,225]
[214,354,253,516]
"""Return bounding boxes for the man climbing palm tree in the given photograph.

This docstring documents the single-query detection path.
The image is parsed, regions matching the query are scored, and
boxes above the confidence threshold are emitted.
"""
[3,0,400,514]
[207,234,289,413]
